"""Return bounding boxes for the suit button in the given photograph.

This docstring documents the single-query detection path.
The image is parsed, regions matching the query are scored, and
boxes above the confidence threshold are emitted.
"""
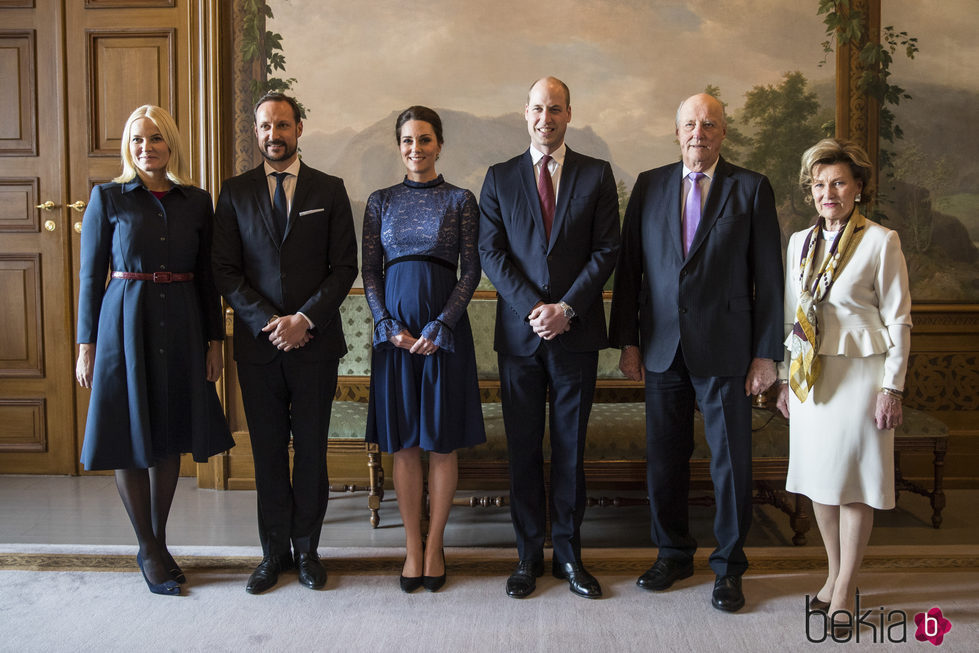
[547,255,554,262]
[679,269,687,278]
[542,285,549,292]
[679,307,687,314]
[281,273,287,279]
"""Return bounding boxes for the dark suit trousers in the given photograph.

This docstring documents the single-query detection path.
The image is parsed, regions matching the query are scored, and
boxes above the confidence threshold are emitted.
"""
[499,341,598,565]
[644,345,752,576]
[237,354,338,557]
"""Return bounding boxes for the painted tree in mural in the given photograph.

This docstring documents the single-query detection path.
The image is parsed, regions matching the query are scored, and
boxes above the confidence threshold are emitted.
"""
[738,72,823,218]
[241,0,307,117]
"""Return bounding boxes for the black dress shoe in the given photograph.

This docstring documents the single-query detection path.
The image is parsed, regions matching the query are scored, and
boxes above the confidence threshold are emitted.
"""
[505,559,544,598]
[246,554,289,594]
[711,574,745,612]
[422,548,446,592]
[295,552,327,589]
[636,558,694,591]
[552,561,602,599]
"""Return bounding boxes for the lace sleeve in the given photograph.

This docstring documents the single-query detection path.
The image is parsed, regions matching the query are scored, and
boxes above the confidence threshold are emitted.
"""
[361,191,406,346]
[421,190,481,352]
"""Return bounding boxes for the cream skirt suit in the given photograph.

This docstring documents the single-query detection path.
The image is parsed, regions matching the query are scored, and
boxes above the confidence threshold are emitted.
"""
[781,220,912,509]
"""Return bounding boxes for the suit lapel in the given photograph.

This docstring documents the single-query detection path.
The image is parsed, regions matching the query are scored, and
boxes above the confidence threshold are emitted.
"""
[282,162,312,243]
[249,165,280,247]
[517,150,548,249]
[686,158,734,260]
[665,163,684,260]
[549,148,578,252]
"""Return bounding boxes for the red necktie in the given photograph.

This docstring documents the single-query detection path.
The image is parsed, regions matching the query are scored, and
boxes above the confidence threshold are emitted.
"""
[537,154,555,240]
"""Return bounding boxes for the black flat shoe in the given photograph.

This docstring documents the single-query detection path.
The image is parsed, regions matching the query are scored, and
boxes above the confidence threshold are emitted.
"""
[506,559,544,598]
[245,554,289,594]
[422,548,446,592]
[711,574,745,612]
[552,560,602,599]
[636,558,694,591]
[165,552,186,584]
[137,551,180,596]
[295,552,327,590]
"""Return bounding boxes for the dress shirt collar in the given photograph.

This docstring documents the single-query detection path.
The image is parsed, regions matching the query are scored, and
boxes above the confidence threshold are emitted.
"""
[681,158,718,182]
[530,143,566,170]
[264,158,301,179]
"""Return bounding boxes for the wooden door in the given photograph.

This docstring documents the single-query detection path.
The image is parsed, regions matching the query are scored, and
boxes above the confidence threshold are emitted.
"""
[0,1,76,473]
[0,0,218,475]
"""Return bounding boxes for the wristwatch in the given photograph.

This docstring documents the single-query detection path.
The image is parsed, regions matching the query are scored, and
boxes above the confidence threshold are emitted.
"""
[558,301,576,319]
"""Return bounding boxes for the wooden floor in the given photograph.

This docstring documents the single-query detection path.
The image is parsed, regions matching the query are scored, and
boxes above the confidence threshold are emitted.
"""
[1,475,976,551]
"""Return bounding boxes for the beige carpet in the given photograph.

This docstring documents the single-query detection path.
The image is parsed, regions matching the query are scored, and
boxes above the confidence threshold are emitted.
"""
[1,545,977,652]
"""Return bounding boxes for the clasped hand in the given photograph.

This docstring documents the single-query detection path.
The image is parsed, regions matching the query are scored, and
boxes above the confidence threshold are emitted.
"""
[389,330,439,355]
[528,303,570,340]
[262,314,312,351]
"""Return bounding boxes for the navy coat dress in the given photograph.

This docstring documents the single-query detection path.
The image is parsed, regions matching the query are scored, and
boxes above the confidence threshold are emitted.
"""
[76,180,233,470]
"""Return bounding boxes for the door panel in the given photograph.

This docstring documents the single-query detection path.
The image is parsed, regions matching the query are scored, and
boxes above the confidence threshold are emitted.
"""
[0,3,75,473]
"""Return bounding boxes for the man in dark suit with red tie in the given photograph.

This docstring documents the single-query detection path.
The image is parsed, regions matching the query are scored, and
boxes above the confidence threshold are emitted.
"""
[609,93,783,612]
[479,77,620,599]
[212,93,358,594]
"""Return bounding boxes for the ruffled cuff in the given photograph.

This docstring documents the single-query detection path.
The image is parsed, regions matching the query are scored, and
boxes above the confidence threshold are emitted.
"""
[421,320,455,353]
[373,317,408,348]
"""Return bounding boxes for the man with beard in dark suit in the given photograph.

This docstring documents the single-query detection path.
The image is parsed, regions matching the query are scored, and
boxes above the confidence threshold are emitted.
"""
[213,92,358,594]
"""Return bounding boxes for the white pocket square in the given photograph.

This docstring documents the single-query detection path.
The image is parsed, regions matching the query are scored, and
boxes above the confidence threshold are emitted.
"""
[298,208,325,216]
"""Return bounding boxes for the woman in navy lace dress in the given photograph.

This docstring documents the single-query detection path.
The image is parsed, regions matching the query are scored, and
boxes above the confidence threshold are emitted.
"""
[362,106,486,592]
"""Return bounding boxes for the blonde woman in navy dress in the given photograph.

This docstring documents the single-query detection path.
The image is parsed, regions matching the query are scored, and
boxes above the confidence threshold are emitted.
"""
[362,106,486,592]
[776,139,911,625]
[75,105,233,595]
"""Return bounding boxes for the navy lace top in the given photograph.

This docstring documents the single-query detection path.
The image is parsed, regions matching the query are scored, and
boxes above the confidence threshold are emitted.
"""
[361,175,480,352]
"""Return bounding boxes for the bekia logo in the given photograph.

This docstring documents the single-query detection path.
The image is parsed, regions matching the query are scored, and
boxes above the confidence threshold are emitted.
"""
[914,607,952,646]
[805,591,953,645]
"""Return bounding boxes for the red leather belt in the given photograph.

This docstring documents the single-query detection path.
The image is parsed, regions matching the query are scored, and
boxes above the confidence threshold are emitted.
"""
[111,271,194,283]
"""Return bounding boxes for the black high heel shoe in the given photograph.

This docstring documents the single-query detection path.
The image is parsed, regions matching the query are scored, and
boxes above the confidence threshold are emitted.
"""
[422,548,446,592]
[165,552,186,584]
[808,593,830,612]
[137,551,180,596]
[399,552,423,593]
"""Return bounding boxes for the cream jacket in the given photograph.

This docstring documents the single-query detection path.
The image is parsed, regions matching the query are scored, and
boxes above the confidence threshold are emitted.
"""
[780,219,912,390]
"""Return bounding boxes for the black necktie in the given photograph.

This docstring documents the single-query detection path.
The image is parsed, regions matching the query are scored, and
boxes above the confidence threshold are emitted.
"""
[271,172,289,243]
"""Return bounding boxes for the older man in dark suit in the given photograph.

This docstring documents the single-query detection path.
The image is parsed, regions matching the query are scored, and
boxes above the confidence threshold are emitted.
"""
[479,76,620,600]
[609,93,783,612]
[213,92,358,594]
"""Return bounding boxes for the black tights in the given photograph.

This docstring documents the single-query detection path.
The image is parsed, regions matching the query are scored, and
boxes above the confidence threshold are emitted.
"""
[115,454,181,584]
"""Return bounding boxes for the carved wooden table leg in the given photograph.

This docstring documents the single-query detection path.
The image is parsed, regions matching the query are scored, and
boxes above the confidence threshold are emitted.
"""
[367,442,382,528]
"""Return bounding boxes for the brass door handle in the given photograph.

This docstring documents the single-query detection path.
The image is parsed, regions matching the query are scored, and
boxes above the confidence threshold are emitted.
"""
[74,221,83,234]
[44,220,57,231]
[36,200,57,211]
[68,200,87,212]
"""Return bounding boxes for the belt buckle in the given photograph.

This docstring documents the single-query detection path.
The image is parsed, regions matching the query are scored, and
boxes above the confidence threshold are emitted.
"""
[152,271,172,283]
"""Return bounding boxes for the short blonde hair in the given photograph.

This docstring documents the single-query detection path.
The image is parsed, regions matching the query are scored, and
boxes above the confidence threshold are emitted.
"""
[114,105,192,186]
[799,138,874,204]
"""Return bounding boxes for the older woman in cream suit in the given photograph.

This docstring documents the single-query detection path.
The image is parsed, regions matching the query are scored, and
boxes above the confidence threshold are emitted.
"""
[776,139,911,628]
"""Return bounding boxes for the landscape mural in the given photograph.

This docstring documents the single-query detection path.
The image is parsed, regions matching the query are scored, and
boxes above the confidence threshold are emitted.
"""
[232,0,978,301]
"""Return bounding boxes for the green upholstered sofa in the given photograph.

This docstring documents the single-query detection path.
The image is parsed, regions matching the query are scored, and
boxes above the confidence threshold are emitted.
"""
[323,293,949,545]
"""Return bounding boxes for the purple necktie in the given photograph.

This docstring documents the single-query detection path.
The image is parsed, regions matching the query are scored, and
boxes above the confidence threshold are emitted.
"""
[537,154,555,240]
[683,172,705,256]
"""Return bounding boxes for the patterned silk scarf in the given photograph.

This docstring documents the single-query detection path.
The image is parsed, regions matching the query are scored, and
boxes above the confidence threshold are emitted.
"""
[788,211,867,402]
